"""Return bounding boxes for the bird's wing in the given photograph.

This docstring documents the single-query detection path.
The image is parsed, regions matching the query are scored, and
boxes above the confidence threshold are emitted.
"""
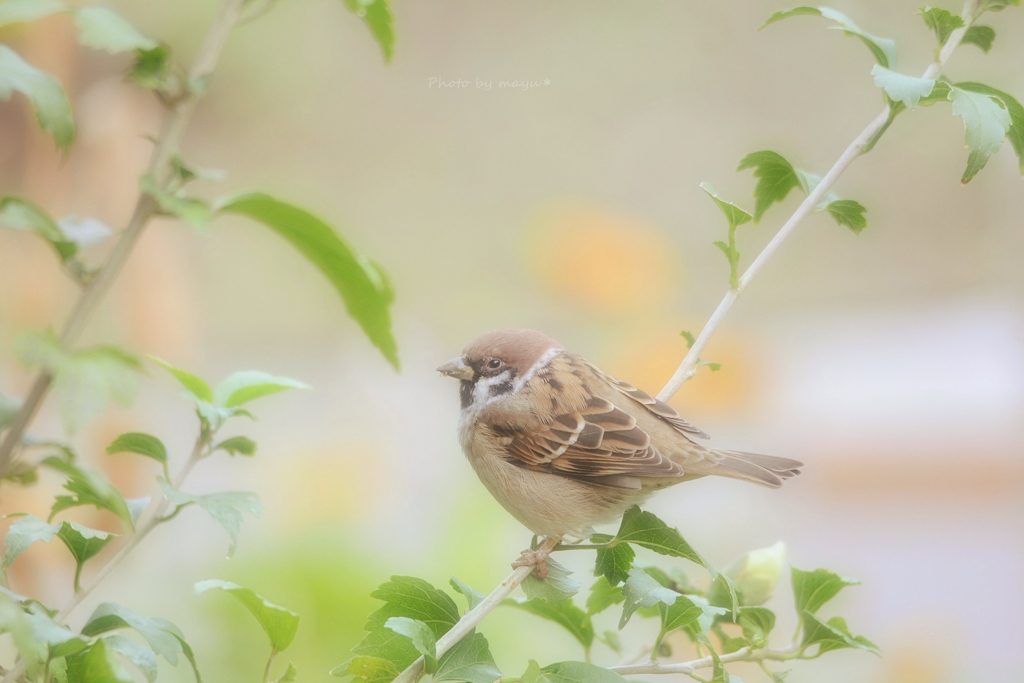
[581,360,709,439]
[499,395,687,482]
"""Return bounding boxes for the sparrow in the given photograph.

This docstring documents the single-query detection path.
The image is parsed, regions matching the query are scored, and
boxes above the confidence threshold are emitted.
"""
[437,328,802,574]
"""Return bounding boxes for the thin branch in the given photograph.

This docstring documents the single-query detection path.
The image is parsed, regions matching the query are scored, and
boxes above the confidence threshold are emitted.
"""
[0,0,247,478]
[0,3,244,679]
[392,538,559,683]
[657,0,979,403]
[0,429,214,683]
[611,643,801,676]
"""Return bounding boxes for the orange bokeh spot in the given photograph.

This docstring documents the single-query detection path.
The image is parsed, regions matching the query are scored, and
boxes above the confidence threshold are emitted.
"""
[605,331,756,418]
[526,204,677,313]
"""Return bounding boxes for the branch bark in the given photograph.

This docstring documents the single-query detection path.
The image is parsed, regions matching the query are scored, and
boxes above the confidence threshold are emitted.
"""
[0,0,246,478]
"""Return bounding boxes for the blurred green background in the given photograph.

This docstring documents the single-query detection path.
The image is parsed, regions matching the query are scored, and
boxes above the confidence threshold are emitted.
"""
[0,1,1022,682]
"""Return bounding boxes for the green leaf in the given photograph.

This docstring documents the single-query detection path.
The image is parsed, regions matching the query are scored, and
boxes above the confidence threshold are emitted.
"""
[523,660,627,683]
[801,613,879,655]
[978,0,1021,13]
[3,514,59,567]
[590,534,634,587]
[825,199,867,233]
[0,44,74,149]
[870,65,934,109]
[149,356,213,402]
[365,576,460,638]
[56,521,115,591]
[522,556,580,603]
[25,605,90,659]
[103,634,157,683]
[169,631,203,683]
[140,175,212,231]
[81,603,189,667]
[791,567,859,619]
[948,85,1011,183]
[0,0,66,27]
[16,331,141,434]
[700,183,752,229]
[761,7,897,69]
[433,632,500,683]
[660,593,725,636]
[42,455,135,530]
[105,433,167,466]
[505,598,594,651]
[331,656,400,682]
[705,639,729,683]
[213,436,257,457]
[736,151,800,223]
[384,617,436,670]
[919,79,952,106]
[158,480,263,557]
[341,0,394,63]
[352,576,459,670]
[128,46,176,91]
[737,607,776,647]
[918,6,963,47]
[212,370,309,408]
[0,196,76,261]
[276,663,298,682]
[195,580,299,653]
[961,25,995,52]
[218,193,399,368]
[613,506,704,567]
[66,638,134,683]
[955,82,1024,175]
[74,7,155,54]
[618,567,679,629]
[449,577,485,611]
[585,577,624,616]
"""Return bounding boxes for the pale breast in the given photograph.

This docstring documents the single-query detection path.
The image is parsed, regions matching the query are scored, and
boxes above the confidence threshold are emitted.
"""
[458,420,643,539]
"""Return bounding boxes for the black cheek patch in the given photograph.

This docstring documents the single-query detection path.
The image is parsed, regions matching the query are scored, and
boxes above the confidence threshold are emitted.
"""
[489,380,514,397]
[460,380,475,409]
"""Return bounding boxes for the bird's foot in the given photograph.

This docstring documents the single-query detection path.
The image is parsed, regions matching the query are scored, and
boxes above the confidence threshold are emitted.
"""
[511,541,556,578]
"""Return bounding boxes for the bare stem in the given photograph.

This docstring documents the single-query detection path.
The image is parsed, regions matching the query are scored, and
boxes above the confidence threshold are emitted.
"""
[264,651,278,683]
[657,1,978,403]
[611,643,801,675]
[0,0,246,478]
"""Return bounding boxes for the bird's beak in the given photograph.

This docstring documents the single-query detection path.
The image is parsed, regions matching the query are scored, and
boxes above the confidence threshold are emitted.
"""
[437,356,474,381]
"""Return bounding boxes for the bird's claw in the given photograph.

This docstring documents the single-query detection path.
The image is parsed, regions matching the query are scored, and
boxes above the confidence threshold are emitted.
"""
[512,547,551,578]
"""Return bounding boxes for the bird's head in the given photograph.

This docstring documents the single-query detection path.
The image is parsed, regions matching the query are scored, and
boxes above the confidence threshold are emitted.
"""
[437,328,563,409]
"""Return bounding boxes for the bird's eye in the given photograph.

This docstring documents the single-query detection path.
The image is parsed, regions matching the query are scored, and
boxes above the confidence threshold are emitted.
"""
[487,358,502,369]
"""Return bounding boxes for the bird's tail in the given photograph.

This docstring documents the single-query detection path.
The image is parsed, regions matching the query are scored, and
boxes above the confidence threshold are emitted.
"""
[708,451,804,488]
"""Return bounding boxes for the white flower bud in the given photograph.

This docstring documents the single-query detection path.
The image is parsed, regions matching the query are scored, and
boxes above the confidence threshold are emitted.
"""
[723,541,786,606]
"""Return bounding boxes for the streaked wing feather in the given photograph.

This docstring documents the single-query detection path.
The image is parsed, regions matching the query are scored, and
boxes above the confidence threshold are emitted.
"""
[501,394,684,482]
[584,361,710,439]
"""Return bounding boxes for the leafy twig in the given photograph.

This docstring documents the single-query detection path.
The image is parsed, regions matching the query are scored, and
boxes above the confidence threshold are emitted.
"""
[391,538,559,683]
[657,0,981,402]
[0,3,245,680]
[0,0,247,478]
